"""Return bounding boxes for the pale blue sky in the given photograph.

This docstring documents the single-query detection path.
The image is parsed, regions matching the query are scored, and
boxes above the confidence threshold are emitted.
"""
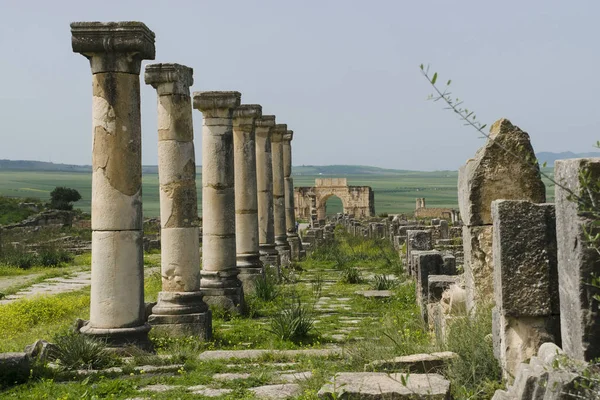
[0,0,598,170]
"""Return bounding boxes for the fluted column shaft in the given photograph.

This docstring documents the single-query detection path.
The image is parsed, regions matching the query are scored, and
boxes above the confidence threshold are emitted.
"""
[233,105,264,290]
[71,21,154,348]
[283,130,301,260]
[193,91,245,314]
[145,63,210,338]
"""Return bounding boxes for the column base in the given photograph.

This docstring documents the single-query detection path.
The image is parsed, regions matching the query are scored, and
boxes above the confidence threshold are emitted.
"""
[79,322,153,352]
[260,244,281,278]
[148,291,212,340]
[201,270,246,315]
[237,267,265,294]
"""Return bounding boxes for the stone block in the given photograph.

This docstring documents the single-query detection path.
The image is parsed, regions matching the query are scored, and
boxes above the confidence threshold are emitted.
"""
[364,352,458,373]
[492,200,558,317]
[0,352,30,385]
[496,313,561,380]
[463,225,493,311]
[441,254,456,275]
[415,251,444,308]
[457,118,546,226]
[317,372,451,399]
[428,275,460,303]
[555,158,600,361]
[406,230,432,275]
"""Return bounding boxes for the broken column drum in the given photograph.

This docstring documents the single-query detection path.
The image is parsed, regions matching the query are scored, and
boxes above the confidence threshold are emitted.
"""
[283,130,301,260]
[233,104,264,291]
[193,91,245,314]
[255,115,280,268]
[144,63,211,338]
[271,124,291,260]
[71,21,155,347]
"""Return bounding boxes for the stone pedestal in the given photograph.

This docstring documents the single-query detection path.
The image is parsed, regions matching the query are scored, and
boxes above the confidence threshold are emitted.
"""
[272,124,290,265]
[233,104,264,292]
[193,91,245,314]
[144,63,211,339]
[555,158,600,361]
[255,115,280,273]
[71,21,155,349]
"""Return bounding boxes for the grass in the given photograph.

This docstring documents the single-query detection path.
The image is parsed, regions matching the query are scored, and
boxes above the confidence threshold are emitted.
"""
[0,226,503,399]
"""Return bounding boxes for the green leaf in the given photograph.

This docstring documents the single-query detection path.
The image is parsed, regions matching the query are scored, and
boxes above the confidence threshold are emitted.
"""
[431,72,438,85]
[447,79,452,86]
[420,64,424,70]
[542,161,548,168]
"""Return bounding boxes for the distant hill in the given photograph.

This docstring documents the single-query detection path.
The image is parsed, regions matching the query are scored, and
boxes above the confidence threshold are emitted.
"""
[0,159,91,172]
[536,152,600,165]
[292,165,411,175]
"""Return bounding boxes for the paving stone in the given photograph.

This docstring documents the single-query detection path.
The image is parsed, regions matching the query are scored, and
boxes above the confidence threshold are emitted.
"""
[318,372,451,399]
[364,352,458,373]
[140,384,182,392]
[134,364,183,373]
[187,385,233,397]
[355,290,392,298]
[249,383,301,399]
[198,348,341,361]
[277,371,313,383]
[212,372,251,380]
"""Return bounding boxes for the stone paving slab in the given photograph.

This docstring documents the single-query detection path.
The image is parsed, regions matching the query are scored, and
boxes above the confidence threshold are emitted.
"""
[198,347,341,361]
[318,372,451,399]
[249,383,301,399]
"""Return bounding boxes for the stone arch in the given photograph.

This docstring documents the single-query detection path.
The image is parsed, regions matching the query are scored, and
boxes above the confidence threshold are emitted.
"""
[294,178,374,221]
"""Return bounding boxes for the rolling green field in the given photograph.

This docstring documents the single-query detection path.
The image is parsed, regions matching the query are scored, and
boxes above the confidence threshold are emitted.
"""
[0,167,555,218]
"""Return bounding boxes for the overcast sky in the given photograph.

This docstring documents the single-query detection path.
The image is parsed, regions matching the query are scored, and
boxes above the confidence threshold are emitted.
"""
[0,0,598,170]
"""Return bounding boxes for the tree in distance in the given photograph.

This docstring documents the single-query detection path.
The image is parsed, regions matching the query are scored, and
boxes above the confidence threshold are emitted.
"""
[49,187,81,211]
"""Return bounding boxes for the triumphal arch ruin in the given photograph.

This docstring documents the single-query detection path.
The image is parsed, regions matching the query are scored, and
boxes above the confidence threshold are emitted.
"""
[294,178,374,221]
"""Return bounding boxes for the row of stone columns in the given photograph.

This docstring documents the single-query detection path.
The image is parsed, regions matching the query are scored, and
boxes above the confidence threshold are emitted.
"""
[71,21,299,347]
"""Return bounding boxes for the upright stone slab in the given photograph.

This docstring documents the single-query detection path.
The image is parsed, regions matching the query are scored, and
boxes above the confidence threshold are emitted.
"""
[492,199,560,378]
[193,91,245,314]
[555,158,600,361]
[233,105,264,292]
[71,21,154,348]
[406,230,432,276]
[283,130,301,260]
[458,118,546,311]
[255,115,280,270]
[272,124,290,265]
[144,63,211,339]
[415,250,444,321]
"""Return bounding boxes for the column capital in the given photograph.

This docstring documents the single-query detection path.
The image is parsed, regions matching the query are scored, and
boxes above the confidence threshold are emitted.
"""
[71,21,155,74]
[283,130,294,142]
[271,124,288,142]
[256,115,276,129]
[145,63,193,96]
[193,91,241,113]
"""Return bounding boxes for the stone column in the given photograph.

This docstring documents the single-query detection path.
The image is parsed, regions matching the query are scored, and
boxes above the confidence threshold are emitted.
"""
[283,130,301,260]
[144,63,211,338]
[271,124,291,264]
[255,115,280,270]
[233,104,264,291]
[193,91,245,314]
[71,21,155,348]
[555,158,600,361]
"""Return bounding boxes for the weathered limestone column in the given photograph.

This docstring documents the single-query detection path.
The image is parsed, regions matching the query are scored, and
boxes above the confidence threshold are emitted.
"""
[233,104,264,291]
[458,118,546,312]
[71,21,154,348]
[283,130,301,260]
[193,91,245,314]
[255,115,280,269]
[144,63,211,338]
[555,158,600,361]
[272,124,291,264]
[491,200,560,379]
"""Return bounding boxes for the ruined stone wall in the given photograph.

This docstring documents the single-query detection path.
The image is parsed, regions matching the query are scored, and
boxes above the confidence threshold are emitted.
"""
[414,208,453,220]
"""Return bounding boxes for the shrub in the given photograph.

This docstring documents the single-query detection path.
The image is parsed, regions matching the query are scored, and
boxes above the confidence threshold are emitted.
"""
[269,296,315,341]
[312,273,324,299]
[52,331,117,370]
[341,266,362,284]
[49,187,81,211]
[254,272,279,302]
[371,274,396,290]
[38,247,73,267]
